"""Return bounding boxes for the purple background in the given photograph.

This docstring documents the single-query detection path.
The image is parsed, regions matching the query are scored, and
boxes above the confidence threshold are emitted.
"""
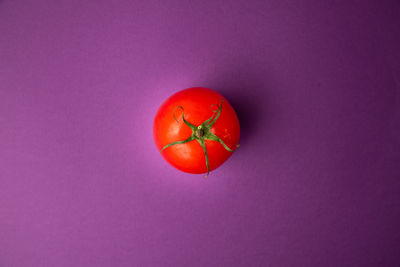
[1,0,400,266]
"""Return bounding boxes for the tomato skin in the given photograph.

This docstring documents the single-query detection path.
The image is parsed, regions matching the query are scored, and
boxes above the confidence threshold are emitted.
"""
[153,87,240,174]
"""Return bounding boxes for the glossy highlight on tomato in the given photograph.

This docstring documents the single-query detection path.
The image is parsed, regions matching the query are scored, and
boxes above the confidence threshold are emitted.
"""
[153,87,240,177]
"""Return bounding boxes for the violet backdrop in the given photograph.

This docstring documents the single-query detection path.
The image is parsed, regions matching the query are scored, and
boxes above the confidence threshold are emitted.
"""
[1,0,400,266]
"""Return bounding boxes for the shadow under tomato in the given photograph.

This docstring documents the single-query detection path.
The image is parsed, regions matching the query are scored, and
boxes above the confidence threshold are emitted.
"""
[202,69,275,146]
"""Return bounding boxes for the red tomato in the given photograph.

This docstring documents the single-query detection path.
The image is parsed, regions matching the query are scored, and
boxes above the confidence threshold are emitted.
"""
[153,87,240,176]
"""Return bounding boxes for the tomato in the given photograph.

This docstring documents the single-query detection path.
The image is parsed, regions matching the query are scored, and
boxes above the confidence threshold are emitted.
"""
[153,87,240,176]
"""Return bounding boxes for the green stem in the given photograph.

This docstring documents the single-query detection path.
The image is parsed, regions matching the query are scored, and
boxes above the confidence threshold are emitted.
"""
[160,136,195,152]
[197,139,210,177]
[160,98,238,177]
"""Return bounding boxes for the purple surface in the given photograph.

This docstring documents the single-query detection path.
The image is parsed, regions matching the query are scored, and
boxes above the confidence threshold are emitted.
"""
[1,0,400,266]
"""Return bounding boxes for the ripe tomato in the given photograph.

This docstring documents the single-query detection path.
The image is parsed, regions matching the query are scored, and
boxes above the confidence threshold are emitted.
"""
[153,87,240,176]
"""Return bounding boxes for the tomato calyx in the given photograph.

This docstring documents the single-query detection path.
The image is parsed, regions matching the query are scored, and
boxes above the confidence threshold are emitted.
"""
[195,126,205,138]
[160,98,238,177]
